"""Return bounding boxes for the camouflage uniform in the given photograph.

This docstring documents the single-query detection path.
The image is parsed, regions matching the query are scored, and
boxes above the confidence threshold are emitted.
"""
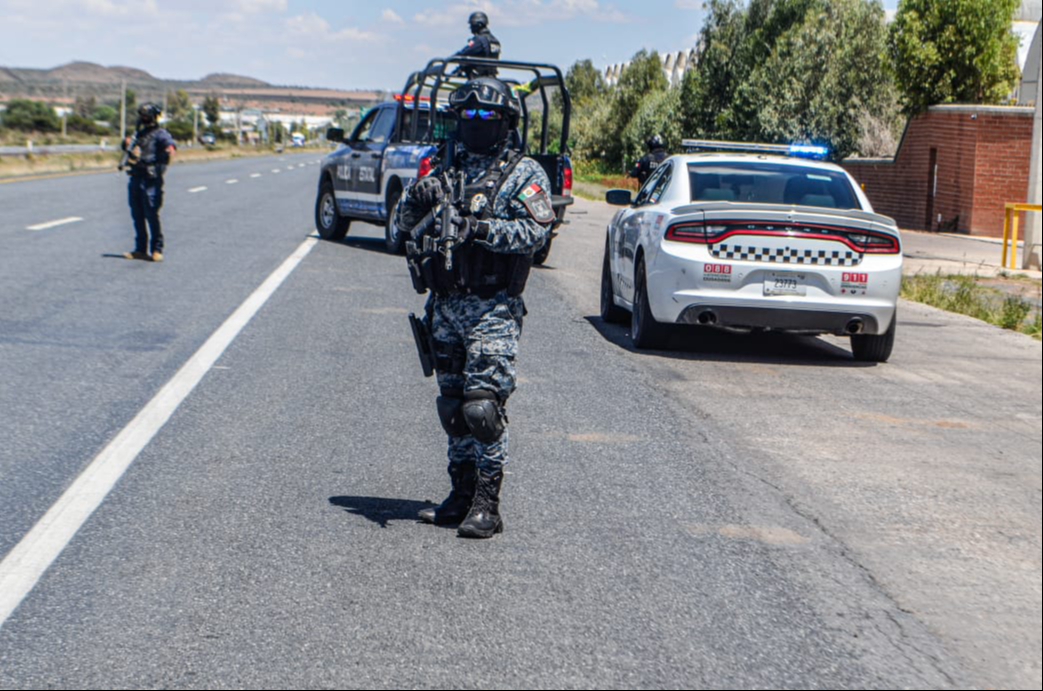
[401,150,552,475]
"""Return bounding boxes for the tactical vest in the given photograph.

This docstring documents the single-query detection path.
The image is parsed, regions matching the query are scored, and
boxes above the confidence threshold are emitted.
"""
[414,151,536,299]
[131,127,165,178]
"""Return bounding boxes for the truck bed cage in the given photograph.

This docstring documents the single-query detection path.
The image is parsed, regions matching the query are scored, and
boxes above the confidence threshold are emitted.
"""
[398,57,571,156]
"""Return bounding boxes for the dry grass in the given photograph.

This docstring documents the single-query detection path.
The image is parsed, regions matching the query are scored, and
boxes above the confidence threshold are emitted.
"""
[0,146,320,181]
[902,273,1042,341]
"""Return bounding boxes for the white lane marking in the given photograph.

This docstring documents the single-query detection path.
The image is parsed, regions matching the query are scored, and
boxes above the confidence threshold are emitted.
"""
[226,179,239,185]
[188,186,208,194]
[26,217,83,231]
[272,169,281,174]
[0,236,319,632]
[250,173,262,179]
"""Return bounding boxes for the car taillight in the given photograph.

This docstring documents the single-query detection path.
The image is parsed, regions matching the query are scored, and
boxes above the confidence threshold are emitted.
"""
[664,223,727,244]
[847,232,900,254]
[563,164,573,197]
[417,156,433,178]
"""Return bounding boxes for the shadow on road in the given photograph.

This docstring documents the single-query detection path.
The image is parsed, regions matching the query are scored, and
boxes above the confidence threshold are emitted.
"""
[329,495,436,529]
[585,316,877,368]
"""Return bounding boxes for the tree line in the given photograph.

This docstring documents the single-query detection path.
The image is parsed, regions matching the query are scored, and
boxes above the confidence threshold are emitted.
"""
[564,0,1022,172]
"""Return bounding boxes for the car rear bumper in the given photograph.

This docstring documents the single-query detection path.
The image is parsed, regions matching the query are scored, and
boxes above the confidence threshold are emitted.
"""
[676,303,884,335]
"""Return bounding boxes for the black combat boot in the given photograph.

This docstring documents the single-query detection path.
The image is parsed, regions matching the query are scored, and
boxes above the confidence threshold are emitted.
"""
[419,462,476,525]
[457,468,504,539]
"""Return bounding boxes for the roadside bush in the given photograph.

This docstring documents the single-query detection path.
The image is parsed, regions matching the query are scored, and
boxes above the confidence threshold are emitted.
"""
[165,119,195,142]
[66,114,103,135]
[1,99,60,132]
[998,295,1032,330]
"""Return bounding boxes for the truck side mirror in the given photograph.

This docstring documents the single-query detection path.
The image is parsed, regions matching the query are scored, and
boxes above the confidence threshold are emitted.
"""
[326,127,345,143]
[606,189,634,206]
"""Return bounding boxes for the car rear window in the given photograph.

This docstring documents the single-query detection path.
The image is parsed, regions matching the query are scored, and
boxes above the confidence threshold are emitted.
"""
[688,162,861,210]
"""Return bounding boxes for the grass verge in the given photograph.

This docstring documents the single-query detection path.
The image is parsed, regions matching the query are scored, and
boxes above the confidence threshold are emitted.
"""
[0,146,320,181]
[902,273,1042,341]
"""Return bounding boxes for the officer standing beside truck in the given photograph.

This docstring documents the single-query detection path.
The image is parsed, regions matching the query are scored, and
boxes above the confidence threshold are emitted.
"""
[398,77,554,540]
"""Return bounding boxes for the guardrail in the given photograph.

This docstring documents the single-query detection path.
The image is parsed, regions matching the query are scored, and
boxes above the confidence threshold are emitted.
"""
[1001,203,1043,269]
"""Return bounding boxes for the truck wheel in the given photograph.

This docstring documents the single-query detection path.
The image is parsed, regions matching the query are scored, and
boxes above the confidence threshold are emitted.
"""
[533,238,552,266]
[316,181,350,241]
[600,243,628,325]
[851,315,896,363]
[631,260,670,350]
[384,187,405,255]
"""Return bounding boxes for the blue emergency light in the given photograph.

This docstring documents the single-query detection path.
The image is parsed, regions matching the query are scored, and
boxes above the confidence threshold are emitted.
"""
[787,144,830,159]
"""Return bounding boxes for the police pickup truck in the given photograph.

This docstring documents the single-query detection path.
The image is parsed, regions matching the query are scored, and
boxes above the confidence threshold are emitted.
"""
[314,57,574,265]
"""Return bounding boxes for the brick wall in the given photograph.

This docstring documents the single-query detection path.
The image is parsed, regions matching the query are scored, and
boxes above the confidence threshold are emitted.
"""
[843,106,1034,237]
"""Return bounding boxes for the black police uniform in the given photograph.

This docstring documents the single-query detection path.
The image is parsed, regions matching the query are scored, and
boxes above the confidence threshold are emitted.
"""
[126,123,176,258]
[629,146,668,187]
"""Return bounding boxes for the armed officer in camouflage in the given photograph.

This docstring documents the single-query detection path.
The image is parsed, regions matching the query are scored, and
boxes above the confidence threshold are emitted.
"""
[398,78,554,540]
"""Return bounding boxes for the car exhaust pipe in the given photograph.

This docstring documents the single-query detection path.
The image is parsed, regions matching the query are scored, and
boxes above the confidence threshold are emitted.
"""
[698,311,718,326]
[845,318,865,335]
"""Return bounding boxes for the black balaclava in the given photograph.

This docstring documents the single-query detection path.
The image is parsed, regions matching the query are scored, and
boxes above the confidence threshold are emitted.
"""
[458,117,510,155]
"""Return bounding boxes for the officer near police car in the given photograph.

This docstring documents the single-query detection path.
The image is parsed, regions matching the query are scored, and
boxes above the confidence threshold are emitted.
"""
[628,134,668,187]
[398,77,554,540]
[121,103,176,263]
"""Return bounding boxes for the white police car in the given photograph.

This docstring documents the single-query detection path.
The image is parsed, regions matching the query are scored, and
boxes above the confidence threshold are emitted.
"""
[601,141,902,362]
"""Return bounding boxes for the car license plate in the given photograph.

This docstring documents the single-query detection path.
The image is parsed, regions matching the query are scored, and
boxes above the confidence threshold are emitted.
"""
[764,272,807,297]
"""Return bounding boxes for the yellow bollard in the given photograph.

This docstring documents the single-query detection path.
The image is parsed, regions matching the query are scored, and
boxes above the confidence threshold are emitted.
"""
[1011,212,1020,270]
[1002,205,1012,268]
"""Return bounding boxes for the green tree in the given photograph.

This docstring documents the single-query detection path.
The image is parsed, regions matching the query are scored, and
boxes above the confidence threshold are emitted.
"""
[0,99,61,132]
[166,119,194,141]
[622,88,684,165]
[92,104,117,124]
[889,0,1020,113]
[564,59,606,106]
[166,89,192,121]
[202,94,221,127]
[679,0,746,139]
[744,0,899,158]
[123,88,137,129]
[73,95,96,119]
[604,50,670,168]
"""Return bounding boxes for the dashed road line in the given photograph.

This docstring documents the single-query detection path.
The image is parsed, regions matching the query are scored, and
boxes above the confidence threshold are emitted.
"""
[188,186,208,194]
[250,173,262,179]
[26,217,84,231]
[272,169,281,174]
[0,236,320,633]
[226,179,239,185]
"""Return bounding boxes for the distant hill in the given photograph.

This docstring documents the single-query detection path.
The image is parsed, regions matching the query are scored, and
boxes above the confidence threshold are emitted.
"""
[0,61,382,114]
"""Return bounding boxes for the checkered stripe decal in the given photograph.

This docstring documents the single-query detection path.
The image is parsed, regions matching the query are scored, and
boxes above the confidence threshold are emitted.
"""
[711,244,863,267]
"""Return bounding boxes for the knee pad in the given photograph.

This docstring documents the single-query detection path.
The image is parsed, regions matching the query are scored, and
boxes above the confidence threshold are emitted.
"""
[436,390,469,437]
[462,390,506,443]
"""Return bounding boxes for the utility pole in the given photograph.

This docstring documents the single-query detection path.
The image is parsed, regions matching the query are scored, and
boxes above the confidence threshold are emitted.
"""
[119,79,127,142]
[193,105,199,145]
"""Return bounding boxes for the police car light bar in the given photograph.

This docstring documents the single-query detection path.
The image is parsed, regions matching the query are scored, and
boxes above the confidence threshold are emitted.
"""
[682,140,830,159]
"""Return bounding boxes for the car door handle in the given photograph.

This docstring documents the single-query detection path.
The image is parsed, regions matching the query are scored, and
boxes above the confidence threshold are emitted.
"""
[370,153,382,159]
[351,153,361,159]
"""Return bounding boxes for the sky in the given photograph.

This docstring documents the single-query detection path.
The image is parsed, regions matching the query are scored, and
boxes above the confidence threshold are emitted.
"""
[0,0,901,91]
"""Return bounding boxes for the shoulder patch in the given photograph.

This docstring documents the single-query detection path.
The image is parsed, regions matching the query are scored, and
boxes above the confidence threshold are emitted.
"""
[517,182,555,224]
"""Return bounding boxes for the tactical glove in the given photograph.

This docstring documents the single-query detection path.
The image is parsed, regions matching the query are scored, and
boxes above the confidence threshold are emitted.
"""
[414,176,446,210]
[448,207,486,245]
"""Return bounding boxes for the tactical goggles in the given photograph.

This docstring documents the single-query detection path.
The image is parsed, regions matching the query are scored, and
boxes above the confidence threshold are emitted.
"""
[461,109,503,121]
[449,82,511,110]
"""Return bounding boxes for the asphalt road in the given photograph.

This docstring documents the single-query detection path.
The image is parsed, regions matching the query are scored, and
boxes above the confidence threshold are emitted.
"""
[0,163,1039,690]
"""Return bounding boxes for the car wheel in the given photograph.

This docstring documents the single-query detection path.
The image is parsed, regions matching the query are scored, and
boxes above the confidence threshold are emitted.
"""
[851,314,896,363]
[631,260,670,350]
[600,243,628,325]
[385,187,405,255]
[533,238,552,266]
[315,180,350,242]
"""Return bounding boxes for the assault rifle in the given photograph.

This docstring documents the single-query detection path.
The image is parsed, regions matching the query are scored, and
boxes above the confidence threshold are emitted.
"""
[118,125,141,172]
[410,170,467,271]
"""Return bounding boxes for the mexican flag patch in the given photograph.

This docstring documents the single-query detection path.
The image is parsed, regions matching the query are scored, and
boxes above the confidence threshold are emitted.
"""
[518,183,543,201]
